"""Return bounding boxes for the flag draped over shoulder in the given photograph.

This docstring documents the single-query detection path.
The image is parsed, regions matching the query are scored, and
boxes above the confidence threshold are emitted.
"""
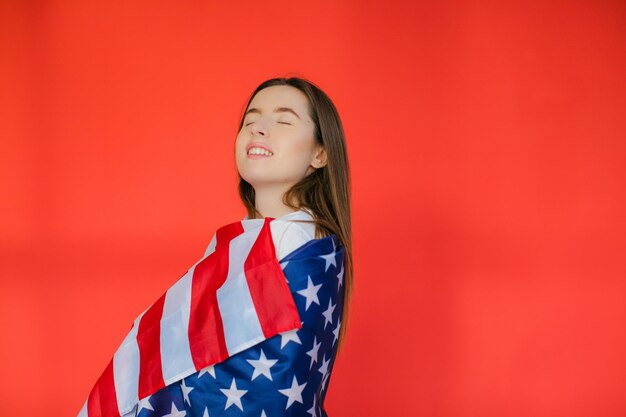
[78,216,345,417]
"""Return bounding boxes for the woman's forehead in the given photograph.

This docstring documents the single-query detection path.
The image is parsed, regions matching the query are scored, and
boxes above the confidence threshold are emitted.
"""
[248,85,310,112]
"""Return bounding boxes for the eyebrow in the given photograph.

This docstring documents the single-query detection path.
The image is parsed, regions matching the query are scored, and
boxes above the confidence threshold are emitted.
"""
[244,107,302,120]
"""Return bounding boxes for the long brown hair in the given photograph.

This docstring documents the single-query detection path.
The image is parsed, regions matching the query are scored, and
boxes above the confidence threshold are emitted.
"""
[236,77,353,352]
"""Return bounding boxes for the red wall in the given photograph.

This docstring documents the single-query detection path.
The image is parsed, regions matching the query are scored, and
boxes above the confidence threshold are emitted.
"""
[1,1,625,416]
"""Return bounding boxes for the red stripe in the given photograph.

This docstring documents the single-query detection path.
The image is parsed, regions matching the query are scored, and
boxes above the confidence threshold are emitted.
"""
[245,218,301,337]
[87,358,120,417]
[188,222,244,369]
[136,294,166,399]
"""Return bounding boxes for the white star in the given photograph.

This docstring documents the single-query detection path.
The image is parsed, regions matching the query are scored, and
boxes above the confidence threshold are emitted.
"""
[306,336,321,370]
[181,378,193,405]
[296,276,322,310]
[279,328,302,349]
[336,263,344,290]
[137,397,154,414]
[261,411,267,417]
[219,378,247,411]
[321,369,331,392]
[162,402,187,417]
[332,318,341,346]
[322,298,336,329]
[198,364,216,379]
[318,354,330,379]
[202,407,210,417]
[307,396,318,417]
[278,375,307,409]
[246,349,278,381]
[319,253,336,272]
[318,354,332,393]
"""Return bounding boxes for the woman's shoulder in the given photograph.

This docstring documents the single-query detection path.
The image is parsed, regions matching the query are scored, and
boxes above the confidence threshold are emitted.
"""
[270,209,317,261]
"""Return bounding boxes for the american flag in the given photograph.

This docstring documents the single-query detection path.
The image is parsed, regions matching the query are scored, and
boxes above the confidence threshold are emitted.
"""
[79,217,345,417]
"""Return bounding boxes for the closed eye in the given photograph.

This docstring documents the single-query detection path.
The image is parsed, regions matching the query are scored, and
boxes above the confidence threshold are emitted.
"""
[243,120,291,126]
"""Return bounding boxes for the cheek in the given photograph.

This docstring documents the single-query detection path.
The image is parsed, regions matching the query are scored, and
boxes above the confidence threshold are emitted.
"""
[292,133,318,156]
[234,135,246,167]
[280,139,316,169]
[235,132,245,151]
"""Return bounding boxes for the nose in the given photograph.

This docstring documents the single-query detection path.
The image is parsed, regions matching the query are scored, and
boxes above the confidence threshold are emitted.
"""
[250,120,267,136]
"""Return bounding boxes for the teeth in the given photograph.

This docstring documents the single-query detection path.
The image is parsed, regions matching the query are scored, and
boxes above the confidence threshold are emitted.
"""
[248,147,273,156]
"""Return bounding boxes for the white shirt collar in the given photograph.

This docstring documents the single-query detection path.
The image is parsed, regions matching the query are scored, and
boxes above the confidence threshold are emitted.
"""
[243,208,313,221]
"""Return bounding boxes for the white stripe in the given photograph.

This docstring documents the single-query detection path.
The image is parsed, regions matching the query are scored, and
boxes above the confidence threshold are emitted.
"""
[241,219,264,232]
[217,221,265,354]
[77,400,87,417]
[160,266,196,384]
[203,233,217,258]
[112,313,143,415]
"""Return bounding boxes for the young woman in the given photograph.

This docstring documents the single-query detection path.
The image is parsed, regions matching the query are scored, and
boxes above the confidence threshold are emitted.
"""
[235,76,353,351]
[79,77,353,417]
[209,76,353,349]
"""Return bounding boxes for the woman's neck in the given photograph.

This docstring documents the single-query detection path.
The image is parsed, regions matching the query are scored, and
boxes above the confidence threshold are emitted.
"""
[253,186,299,219]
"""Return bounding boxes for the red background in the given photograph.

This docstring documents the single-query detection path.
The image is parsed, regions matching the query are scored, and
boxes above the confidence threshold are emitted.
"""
[1,1,625,416]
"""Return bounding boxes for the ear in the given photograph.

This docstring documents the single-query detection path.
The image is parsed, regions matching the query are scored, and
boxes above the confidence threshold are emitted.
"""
[311,146,328,169]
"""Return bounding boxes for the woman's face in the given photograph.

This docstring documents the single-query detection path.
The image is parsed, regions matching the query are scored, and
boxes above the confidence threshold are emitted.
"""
[235,85,325,192]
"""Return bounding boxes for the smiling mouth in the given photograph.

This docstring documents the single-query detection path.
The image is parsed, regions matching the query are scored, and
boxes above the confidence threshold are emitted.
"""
[247,147,274,156]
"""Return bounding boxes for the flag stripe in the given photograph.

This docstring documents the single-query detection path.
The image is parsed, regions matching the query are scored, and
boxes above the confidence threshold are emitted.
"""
[136,294,166,398]
[160,267,195,384]
[77,401,88,417]
[245,218,301,337]
[188,222,243,369]
[82,218,307,417]
[112,315,142,413]
[217,220,266,353]
[87,359,120,417]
